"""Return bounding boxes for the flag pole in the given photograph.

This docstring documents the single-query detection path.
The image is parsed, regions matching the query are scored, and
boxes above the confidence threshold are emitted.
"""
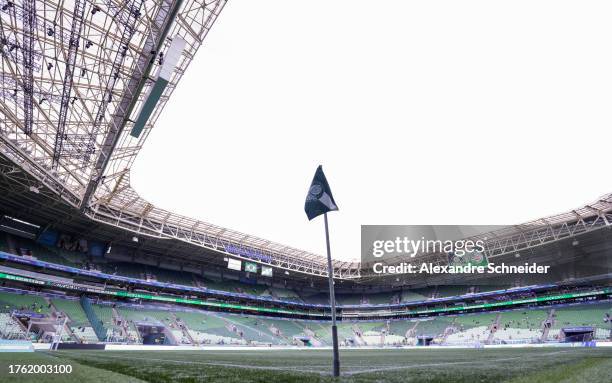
[324,212,340,377]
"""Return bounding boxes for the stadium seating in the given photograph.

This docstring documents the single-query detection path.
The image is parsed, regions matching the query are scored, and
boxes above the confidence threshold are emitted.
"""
[0,285,608,347]
[173,310,245,343]
[387,320,417,337]
[11,237,79,267]
[0,233,9,253]
[0,291,50,314]
[499,309,547,330]
[445,326,489,343]
[552,303,610,330]
[119,308,173,325]
[147,267,195,286]
[90,303,131,342]
[99,262,144,279]
[478,285,512,293]
[264,318,307,339]
[412,287,438,299]
[433,286,470,298]
[400,290,428,302]
[0,236,610,348]
[360,330,405,346]
[364,292,396,304]
[311,322,354,344]
[493,327,541,342]
[269,287,302,302]
[72,326,99,343]
[335,294,363,305]
[51,299,90,326]
[300,293,329,305]
[413,318,453,337]
[190,331,246,345]
[50,298,103,342]
[453,312,498,330]
[548,303,611,340]
[0,313,26,339]
[91,304,115,328]
[223,315,284,344]
[201,278,249,294]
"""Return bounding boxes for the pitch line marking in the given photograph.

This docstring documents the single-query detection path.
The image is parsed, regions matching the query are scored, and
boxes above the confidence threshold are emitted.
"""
[54,349,576,377]
[68,353,327,375]
[345,350,574,375]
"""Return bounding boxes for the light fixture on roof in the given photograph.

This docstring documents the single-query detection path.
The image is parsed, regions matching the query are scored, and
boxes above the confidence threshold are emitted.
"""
[515,252,521,258]
[29,186,39,194]
[132,236,139,243]
[572,239,579,246]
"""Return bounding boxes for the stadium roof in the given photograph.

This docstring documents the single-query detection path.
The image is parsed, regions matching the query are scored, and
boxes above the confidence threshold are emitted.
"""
[0,0,357,278]
[1,0,611,280]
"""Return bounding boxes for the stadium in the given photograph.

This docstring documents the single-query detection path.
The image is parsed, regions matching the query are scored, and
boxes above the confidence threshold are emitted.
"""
[0,0,611,382]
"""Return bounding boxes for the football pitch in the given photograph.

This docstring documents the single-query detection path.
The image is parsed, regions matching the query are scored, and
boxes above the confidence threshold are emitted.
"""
[0,347,610,383]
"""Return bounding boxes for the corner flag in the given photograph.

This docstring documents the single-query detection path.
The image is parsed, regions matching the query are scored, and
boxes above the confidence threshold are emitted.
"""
[304,165,338,220]
[304,165,340,377]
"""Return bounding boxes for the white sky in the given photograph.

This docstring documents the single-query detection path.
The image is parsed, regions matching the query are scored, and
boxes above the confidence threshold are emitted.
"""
[131,1,612,262]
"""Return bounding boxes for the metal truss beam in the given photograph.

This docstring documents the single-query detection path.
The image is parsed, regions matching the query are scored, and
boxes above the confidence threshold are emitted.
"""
[21,0,34,135]
[52,0,86,167]
[481,215,612,259]
[79,0,179,211]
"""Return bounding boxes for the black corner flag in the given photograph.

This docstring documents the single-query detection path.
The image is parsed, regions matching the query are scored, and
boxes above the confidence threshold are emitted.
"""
[304,165,340,377]
[305,165,339,221]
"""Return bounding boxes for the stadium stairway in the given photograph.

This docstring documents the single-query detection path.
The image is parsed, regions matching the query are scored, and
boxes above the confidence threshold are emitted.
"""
[415,318,453,339]
[50,298,101,343]
[89,303,126,342]
[541,308,555,342]
[439,318,457,344]
[351,324,366,345]
[111,306,139,343]
[259,318,295,344]
[171,312,196,345]
[391,320,420,338]
[170,310,244,345]
[223,316,283,345]
[45,298,78,342]
[486,313,502,344]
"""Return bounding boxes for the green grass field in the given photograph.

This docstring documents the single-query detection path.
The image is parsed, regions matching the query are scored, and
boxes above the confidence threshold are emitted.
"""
[0,348,610,383]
